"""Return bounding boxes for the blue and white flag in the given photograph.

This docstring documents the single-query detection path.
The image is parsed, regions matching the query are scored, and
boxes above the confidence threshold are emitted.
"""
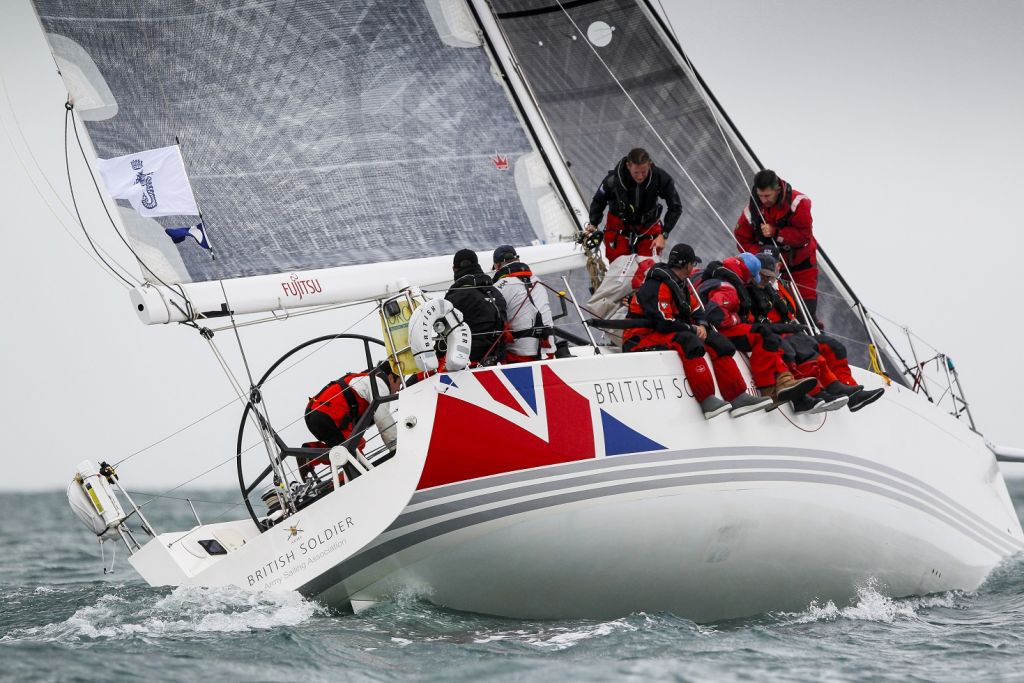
[165,222,211,250]
[96,145,199,218]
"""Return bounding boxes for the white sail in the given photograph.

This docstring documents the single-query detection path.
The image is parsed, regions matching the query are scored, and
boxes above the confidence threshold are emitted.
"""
[33,0,586,304]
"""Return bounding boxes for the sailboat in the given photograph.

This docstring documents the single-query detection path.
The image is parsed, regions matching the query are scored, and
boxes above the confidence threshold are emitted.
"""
[36,0,1022,622]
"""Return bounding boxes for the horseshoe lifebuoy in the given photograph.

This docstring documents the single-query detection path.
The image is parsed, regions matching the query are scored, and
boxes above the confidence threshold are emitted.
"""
[408,298,472,372]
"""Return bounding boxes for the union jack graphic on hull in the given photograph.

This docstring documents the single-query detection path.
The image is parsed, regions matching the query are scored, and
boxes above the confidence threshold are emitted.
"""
[419,364,665,489]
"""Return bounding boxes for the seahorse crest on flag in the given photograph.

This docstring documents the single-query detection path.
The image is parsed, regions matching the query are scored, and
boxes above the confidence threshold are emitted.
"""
[95,145,199,218]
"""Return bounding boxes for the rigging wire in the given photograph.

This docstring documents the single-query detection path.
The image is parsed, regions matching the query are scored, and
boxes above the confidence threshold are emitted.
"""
[0,71,133,287]
[112,300,373,468]
[204,333,253,410]
[648,0,823,333]
[553,1,743,253]
[67,102,197,320]
[643,4,943,386]
[654,0,754,197]
[63,105,137,288]
[125,491,239,507]
[124,303,380,501]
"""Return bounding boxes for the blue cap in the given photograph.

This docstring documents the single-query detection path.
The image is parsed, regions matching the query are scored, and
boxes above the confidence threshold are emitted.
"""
[492,245,518,265]
[739,252,762,284]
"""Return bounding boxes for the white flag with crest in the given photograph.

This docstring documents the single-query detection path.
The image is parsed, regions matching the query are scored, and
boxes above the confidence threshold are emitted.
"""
[96,145,199,217]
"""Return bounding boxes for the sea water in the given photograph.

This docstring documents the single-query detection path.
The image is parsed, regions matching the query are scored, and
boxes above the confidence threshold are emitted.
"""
[3,484,1024,682]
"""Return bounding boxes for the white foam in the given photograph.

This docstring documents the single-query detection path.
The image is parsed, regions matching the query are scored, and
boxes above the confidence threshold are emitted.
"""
[779,579,958,625]
[471,618,637,651]
[23,585,319,641]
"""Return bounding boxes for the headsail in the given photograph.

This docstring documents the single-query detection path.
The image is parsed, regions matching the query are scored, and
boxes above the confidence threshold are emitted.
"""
[33,0,581,296]
[488,0,892,373]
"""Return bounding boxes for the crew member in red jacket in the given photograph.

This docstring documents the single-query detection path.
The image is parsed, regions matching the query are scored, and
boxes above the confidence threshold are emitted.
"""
[752,252,884,412]
[695,253,816,407]
[305,367,400,451]
[622,244,773,419]
[734,169,819,320]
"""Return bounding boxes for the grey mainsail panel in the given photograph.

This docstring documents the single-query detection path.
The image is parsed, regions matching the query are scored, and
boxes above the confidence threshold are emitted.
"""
[35,0,559,283]
[490,0,887,371]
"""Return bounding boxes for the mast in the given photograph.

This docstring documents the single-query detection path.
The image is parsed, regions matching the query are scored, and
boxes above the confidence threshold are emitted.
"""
[468,0,591,231]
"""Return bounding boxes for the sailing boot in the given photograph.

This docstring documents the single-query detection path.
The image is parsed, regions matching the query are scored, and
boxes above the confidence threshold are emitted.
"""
[815,387,849,412]
[729,392,774,417]
[824,381,864,397]
[774,372,817,404]
[847,387,885,412]
[701,395,732,420]
[792,393,826,414]
[759,385,783,413]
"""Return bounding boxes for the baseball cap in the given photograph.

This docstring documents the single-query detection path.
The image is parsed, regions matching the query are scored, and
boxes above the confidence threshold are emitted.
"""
[453,248,478,269]
[492,245,519,265]
[667,243,701,267]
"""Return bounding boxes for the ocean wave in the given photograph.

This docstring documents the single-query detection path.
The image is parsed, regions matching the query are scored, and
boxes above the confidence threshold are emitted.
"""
[472,616,638,650]
[978,553,1024,594]
[775,579,960,625]
[354,596,707,653]
[5,585,319,642]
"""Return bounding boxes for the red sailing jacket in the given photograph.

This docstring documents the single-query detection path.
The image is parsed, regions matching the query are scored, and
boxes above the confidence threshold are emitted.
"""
[734,180,816,271]
[306,373,370,441]
[623,264,698,342]
[695,257,756,331]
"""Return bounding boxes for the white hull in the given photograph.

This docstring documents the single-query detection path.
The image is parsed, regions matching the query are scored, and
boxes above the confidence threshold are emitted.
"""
[129,352,1023,622]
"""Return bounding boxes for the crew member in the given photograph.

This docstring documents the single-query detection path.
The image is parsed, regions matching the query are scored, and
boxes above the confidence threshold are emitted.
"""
[734,169,819,320]
[695,253,816,407]
[745,253,845,413]
[446,249,508,365]
[584,147,683,263]
[491,245,568,362]
[623,243,773,419]
[305,365,401,453]
[752,252,884,412]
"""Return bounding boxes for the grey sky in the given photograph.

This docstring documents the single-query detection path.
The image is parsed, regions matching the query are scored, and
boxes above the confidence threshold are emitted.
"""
[669,0,1024,470]
[1,0,1022,491]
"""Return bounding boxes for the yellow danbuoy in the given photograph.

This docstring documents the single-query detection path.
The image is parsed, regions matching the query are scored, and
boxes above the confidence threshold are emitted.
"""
[379,281,427,376]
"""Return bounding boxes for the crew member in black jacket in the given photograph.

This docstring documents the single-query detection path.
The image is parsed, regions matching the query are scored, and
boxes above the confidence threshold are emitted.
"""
[584,147,683,262]
[445,249,508,365]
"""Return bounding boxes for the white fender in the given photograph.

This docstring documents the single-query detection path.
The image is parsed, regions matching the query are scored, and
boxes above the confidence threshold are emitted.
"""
[408,299,473,372]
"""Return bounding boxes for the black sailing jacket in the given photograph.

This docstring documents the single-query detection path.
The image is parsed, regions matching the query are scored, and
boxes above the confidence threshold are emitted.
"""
[587,157,683,234]
[445,265,508,362]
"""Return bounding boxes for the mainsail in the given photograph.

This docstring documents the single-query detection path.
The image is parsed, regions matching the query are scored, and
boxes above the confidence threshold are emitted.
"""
[35,0,898,377]
[34,0,582,291]
[488,0,889,372]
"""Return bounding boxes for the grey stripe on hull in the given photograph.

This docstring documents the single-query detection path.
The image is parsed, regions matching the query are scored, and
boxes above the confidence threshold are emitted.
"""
[408,445,1021,552]
[395,455,1020,556]
[299,465,1017,598]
